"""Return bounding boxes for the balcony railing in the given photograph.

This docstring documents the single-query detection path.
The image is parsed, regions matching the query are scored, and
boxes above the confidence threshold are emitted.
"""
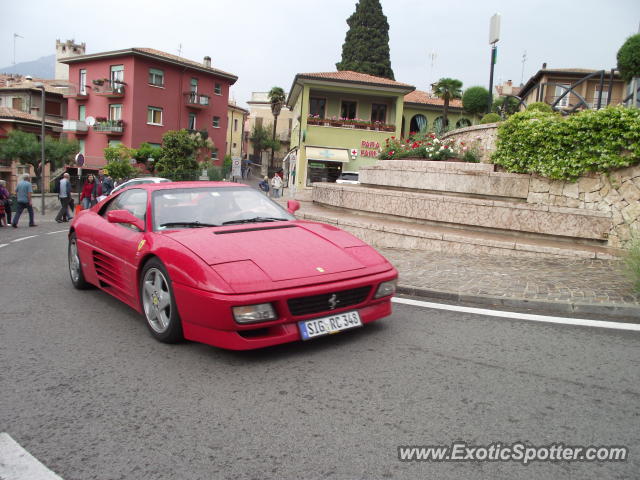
[63,119,89,133]
[307,116,395,132]
[184,92,210,108]
[94,120,125,135]
[93,80,126,98]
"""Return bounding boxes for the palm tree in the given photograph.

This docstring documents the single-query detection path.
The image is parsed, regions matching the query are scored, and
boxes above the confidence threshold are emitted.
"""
[268,86,286,168]
[431,78,463,134]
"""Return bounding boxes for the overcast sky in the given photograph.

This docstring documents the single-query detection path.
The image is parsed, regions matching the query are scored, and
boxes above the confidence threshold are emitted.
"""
[2,0,639,107]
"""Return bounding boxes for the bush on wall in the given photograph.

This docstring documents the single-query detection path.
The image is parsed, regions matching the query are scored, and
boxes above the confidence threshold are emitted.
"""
[492,106,640,181]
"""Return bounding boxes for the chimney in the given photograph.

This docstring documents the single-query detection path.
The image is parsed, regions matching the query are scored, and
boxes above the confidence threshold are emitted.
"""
[507,80,512,86]
[542,62,547,69]
[203,56,211,68]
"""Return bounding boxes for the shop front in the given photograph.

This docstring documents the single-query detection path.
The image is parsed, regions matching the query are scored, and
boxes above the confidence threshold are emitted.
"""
[305,146,350,185]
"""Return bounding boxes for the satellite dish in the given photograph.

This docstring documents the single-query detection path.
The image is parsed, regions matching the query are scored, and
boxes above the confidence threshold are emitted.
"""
[85,116,96,126]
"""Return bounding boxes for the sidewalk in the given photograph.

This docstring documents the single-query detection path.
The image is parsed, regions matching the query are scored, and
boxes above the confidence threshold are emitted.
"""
[276,197,640,321]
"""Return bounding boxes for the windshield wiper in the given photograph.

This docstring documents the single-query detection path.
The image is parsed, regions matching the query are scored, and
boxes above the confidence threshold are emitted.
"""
[222,217,288,225]
[160,221,219,228]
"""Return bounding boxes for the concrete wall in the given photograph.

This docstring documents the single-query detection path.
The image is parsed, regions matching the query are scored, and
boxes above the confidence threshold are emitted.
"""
[315,160,640,249]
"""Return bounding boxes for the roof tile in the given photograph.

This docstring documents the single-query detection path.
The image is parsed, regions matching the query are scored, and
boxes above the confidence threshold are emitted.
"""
[404,89,462,107]
[298,71,414,88]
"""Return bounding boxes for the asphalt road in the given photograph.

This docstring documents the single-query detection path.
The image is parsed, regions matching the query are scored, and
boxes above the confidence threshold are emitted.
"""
[1,222,639,480]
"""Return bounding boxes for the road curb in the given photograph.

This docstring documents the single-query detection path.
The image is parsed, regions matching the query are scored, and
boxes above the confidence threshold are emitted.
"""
[396,284,640,321]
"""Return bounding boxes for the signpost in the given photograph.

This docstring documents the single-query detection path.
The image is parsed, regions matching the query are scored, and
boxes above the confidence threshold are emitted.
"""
[487,13,501,112]
[231,156,242,181]
[75,153,84,203]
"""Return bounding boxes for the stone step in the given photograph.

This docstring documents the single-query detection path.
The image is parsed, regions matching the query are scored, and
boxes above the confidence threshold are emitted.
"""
[360,160,529,199]
[286,200,618,260]
[312,184,611,242]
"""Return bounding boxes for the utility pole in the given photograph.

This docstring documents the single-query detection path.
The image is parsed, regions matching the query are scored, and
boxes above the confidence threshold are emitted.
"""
[487,14,501,113]
[520,50,527,86]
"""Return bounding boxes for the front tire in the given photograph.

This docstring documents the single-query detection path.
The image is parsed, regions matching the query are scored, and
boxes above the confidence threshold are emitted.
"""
[140,258,183,343]
[68,232,90,289]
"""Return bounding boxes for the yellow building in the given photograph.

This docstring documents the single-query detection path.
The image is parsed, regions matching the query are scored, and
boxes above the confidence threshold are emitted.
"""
[226,102,248,159]
[247,91,296,165]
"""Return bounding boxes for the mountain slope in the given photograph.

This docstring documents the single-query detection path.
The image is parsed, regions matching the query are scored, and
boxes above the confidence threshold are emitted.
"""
[0,55,55,78]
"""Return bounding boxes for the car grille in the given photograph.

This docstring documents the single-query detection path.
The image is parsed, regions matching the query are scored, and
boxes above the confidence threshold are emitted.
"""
[287,286,372,316]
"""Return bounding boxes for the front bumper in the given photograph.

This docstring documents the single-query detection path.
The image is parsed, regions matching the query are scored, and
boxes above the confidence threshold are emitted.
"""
[173,269,396,350]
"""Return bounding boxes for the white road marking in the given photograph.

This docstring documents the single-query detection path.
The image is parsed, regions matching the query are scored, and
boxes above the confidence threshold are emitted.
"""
[0,433,64,480]
[0,244,8,248]
[47,230,68,235]
[392,297,640,332]
[11,236,38,243]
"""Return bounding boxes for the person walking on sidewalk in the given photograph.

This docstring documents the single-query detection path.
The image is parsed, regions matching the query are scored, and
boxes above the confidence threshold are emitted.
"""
[0,180,11,225]
[258,176,270,195]
[11,174,37,228]
[270,173,283,198]
[80,175,97,210]
[55,173,72,223]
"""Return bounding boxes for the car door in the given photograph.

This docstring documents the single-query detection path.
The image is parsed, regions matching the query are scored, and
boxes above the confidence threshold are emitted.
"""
[92,188,148,304]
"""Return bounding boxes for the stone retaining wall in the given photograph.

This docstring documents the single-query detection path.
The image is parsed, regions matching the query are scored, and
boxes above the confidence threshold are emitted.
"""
[525,165,640,248]
[441,123,499,163]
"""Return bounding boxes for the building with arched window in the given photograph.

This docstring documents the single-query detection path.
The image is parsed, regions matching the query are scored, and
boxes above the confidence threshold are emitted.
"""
[402,90,472,136]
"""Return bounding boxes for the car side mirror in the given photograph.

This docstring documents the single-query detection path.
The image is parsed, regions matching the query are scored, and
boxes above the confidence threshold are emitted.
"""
[287,200,300,214]
[107,209,145,231]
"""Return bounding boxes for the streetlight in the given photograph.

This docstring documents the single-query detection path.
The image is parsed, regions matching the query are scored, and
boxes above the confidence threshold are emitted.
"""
[34,82,46,215]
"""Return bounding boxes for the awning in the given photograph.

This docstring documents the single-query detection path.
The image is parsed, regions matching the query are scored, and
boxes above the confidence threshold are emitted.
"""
[305,146,350,163]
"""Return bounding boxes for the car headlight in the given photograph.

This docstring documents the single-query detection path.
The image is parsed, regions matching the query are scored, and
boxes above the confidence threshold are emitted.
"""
[374,279,397,299]
[233,303,277,324]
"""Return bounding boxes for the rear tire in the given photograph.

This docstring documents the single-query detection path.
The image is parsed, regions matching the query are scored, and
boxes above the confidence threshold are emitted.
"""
[68,232,90,289]
[140,258,183,343]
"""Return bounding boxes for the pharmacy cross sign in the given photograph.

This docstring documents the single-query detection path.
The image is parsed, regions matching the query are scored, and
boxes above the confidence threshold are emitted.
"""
[350,148,358,157]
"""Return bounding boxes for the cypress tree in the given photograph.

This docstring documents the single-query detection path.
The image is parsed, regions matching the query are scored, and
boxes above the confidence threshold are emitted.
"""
[336,0,395,80]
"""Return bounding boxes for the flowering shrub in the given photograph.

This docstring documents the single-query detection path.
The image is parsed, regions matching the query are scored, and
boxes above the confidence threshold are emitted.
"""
[492,106,640,180]
[378,132,461,160]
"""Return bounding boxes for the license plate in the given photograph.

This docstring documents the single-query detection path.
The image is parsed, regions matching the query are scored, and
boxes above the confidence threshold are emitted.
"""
[298,311,362,340]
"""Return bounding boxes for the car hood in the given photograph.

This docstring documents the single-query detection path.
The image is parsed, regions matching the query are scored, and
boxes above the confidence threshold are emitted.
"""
[162,221,388,292]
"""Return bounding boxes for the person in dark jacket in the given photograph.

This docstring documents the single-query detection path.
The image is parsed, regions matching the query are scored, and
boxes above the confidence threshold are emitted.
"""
[55,173,72,222]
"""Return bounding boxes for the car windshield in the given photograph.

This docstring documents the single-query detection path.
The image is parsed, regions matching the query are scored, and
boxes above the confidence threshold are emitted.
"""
[340,173,359,181]
[152,186,294,230]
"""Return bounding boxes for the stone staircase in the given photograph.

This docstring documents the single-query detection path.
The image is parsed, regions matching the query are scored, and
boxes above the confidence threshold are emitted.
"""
[293,160,621,259]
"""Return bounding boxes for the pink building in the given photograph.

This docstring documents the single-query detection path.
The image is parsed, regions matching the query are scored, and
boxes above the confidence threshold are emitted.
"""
[60,48,238,168]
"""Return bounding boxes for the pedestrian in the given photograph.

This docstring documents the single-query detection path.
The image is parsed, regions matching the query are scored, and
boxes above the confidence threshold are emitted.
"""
[102,174,114,196]
[80,174,96,209]
[55,173,72,223]
[258,176,270,195]
[0,179,11,225]
[11,174,37,228]
[67,197,75,221]
[270,173,283,198]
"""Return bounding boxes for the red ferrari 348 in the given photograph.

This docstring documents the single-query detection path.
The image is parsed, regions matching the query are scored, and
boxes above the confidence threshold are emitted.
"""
[68,182,397,350]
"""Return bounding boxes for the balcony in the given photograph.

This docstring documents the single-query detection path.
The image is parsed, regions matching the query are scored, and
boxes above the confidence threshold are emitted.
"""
[93,80,126,98]
[306,116,395,132]
[63,119,89,134]
[184,92,210,109]
[94,120,125,135]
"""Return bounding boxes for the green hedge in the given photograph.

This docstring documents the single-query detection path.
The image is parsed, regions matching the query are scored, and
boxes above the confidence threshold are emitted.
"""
[491,106,640,181]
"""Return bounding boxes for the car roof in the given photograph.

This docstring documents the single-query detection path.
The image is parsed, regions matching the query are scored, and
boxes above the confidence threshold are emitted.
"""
[340,171,359,174]
[138,181,252,191]
[122,177,170,182]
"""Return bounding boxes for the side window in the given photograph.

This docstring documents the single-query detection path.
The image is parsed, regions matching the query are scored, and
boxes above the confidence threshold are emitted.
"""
[101,189,148,229]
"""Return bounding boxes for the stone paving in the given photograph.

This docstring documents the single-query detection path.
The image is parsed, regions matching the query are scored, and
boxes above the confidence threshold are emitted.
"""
[380,248,639,307]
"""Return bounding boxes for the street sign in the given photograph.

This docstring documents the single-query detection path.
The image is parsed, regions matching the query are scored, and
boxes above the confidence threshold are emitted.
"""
[75,153,85,166]
[85,116,96,126]
[231,156,242,178]
[489,13,501,44]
